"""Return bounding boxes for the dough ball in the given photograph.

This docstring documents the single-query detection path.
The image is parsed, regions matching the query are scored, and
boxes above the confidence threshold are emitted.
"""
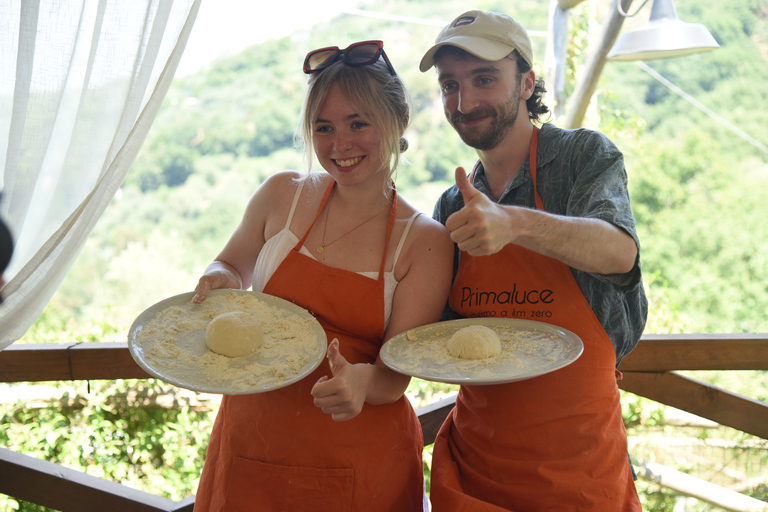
[205,311,263,358]
[447,325,502,360]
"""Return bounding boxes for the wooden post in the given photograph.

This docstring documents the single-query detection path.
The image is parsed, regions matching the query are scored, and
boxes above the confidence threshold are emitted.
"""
[544,0,569,119]
[562,0,634,128]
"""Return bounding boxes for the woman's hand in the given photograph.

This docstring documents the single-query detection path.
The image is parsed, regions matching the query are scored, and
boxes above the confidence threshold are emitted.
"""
[311,339,372,422]
[191,261,243,303]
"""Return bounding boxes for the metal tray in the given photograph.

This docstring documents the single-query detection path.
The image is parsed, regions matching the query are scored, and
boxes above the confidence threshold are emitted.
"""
[128,289,326,394]
[381,318,583,385]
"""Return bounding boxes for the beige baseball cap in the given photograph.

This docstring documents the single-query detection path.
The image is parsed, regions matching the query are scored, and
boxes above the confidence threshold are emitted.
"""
[419,10,533,72]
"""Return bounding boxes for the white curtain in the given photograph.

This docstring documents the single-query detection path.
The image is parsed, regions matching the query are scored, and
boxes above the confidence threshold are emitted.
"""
[0,0,201,350]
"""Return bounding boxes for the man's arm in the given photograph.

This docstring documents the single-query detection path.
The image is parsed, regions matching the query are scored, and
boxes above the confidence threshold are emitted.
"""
[445,167,637,275]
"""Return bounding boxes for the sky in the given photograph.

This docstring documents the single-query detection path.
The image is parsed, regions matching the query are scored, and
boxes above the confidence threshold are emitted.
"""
[177,0,361,76]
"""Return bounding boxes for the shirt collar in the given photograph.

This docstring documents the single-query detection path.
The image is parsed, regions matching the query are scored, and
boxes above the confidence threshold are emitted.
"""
[470,123,557,201]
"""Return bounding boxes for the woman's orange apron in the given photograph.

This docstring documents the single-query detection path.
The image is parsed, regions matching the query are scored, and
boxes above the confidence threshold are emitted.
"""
[194,182,424,512]
[430,127,641,511]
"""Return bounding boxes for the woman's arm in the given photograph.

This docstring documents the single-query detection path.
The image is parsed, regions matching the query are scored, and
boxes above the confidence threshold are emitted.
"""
[191,171,297,303]
[373,216,454,401]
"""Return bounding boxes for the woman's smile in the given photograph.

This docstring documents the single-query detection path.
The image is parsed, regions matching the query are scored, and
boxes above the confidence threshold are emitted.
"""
[333,156,365,168]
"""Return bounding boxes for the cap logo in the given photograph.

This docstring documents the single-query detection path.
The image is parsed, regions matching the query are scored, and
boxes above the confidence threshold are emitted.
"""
[453,16,476,27]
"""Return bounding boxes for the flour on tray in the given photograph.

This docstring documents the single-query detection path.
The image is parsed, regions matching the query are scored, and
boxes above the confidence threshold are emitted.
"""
[391,323,573,381]
[133,292,322,393]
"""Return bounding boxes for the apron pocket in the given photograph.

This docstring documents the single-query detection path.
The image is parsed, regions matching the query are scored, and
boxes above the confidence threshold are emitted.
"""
[222,456,355,512]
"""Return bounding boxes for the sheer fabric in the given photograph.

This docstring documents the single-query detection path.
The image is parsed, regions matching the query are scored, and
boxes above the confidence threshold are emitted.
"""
[0,0,201,349]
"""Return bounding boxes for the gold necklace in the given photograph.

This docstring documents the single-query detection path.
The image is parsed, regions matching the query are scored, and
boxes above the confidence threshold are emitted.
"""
[316,191,387,254]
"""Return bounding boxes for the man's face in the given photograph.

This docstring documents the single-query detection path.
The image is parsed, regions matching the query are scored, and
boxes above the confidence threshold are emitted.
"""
[435,52,524,151]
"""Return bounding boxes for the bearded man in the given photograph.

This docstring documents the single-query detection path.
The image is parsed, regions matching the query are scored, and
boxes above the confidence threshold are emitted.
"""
[420,10,648,511]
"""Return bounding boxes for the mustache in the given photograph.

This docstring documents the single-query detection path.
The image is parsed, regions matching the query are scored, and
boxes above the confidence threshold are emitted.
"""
[450,107,497,125]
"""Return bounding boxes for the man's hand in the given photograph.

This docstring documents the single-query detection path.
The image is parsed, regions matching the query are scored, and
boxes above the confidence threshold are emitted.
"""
[445,167,513,256]
[445,167,638,274]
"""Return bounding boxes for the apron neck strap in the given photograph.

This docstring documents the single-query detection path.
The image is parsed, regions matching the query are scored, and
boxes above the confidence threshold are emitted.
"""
[295,180,398,282]
[295,181,335,248]
[529,125,543,211]
[469,125,543,210]
[379,188,398,280]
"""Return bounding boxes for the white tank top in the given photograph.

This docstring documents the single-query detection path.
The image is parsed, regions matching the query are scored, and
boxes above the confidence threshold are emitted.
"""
[252,180,421,328]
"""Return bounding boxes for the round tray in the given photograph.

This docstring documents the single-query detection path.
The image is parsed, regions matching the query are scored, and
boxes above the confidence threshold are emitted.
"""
[128,289,327,394]
[380,318,583,385]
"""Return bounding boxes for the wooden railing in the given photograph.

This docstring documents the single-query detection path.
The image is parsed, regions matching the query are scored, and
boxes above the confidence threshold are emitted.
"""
[1,333,767,511]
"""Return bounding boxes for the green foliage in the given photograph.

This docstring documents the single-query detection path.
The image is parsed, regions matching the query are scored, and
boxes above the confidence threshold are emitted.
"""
[635,482,680,512]
[406,378,458,409]
[409,116,477,183]
[1,378,216,508]
[625,128,768,332]
[2,322,217,510]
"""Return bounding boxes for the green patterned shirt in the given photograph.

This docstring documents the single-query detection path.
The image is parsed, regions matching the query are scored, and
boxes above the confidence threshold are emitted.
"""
[433,123,648,366]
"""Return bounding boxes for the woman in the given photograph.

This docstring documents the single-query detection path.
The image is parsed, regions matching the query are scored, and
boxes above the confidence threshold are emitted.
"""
[191,41,453,511]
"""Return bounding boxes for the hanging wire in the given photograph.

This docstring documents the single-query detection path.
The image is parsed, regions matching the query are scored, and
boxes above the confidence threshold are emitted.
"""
[617,0,653,18]
[636,61,768,155]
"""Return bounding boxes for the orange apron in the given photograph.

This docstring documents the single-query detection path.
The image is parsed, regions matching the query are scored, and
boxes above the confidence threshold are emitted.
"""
[430,127,640,511]
[195,182,424,512]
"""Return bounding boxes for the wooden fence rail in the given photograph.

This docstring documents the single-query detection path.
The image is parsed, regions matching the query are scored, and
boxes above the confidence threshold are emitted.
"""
[1,333,767,511]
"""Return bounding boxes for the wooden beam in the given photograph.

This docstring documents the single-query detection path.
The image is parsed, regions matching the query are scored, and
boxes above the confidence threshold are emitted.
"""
[635,459,768,511]
[544,0,569,119]
[619,372,768,439]
[2,334,766,384]
[415,394,456,446]
[0,342,151,383]
[620,334,768,371]
[0,447,187,512]
[557,0,587,9]
[171,496,195,512]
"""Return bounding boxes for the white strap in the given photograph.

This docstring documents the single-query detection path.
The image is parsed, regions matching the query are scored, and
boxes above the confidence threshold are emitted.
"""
[284,179,306,229]
[390,212,421,271]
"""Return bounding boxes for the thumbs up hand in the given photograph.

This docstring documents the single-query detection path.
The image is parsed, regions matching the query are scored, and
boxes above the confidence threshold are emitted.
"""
[445,167,515,256]
[454,165,482,205]
[311,339,369,422]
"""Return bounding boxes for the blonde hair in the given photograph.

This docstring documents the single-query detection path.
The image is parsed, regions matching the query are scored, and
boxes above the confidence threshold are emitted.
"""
[297,58,412,187]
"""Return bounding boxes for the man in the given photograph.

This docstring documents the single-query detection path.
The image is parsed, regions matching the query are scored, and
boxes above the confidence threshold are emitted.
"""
[420,10,647,511]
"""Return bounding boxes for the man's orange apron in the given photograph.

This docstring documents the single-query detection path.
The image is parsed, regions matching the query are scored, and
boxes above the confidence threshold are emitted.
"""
[430,127,641,511]
[194,182,424,512]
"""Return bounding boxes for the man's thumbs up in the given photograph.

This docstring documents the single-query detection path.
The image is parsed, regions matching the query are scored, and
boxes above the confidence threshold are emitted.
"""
[454,166,481,206]
[446,166,511,256]
[446,166,487,249]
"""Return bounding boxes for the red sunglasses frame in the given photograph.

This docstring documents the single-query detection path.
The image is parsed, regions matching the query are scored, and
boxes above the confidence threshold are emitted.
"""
[303,40,397,76]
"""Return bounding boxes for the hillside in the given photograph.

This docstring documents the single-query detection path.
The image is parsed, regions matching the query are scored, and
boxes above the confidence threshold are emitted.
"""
[31,0,768,334]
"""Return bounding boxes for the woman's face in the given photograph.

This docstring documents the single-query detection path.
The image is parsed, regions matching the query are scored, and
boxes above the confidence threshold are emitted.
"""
[312,83,386,187]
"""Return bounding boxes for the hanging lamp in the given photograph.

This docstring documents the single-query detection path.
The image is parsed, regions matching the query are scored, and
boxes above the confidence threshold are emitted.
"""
[607,0,719,61]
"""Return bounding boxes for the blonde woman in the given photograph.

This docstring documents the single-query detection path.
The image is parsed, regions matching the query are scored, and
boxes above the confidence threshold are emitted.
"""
[192,41,453,512]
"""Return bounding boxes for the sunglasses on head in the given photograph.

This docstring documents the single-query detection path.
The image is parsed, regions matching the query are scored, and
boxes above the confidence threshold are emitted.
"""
[303,40,397,76]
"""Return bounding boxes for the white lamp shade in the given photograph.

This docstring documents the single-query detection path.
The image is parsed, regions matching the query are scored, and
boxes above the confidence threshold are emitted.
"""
[607,0,720,61]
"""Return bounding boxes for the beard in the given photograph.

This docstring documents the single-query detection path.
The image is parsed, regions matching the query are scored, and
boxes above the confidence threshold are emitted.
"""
[447,88,522,151]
